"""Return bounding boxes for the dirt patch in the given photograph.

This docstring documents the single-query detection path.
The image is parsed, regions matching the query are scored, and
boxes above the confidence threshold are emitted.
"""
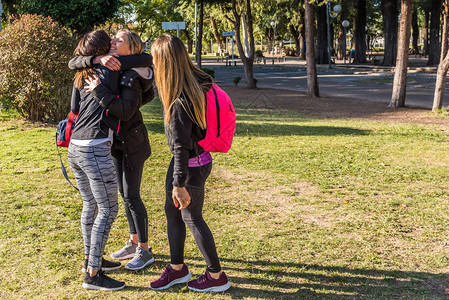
[223,86,449,126]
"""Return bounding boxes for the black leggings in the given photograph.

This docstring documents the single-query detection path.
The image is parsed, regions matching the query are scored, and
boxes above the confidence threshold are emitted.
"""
[113,151,148,243]
[165,157,221,273]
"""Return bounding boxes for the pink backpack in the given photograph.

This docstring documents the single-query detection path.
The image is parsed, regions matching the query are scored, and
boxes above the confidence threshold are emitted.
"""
[198,84,236,153]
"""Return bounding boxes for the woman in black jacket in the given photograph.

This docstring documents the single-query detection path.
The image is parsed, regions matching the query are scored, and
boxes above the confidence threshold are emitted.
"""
[78,30,155,271]
[149,34,230,293]
[68,29,125,291]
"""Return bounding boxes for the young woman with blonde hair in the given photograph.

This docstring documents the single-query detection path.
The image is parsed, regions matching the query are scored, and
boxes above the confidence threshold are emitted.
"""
[75,29,155,271]
[149,34,230,293]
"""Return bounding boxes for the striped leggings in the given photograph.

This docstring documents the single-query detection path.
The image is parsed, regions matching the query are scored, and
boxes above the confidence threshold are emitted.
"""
[68,142,118,270]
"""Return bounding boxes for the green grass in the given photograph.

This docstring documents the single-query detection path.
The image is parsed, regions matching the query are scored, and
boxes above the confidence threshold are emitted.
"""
[2,97,449,299]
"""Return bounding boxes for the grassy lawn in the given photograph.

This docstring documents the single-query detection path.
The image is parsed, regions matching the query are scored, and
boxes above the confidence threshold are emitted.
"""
[2,90,449,299]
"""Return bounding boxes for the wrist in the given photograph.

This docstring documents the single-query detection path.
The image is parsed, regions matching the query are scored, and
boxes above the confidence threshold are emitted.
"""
[92,56,100,65]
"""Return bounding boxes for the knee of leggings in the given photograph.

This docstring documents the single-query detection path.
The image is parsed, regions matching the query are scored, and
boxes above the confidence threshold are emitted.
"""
[181,213,204,227]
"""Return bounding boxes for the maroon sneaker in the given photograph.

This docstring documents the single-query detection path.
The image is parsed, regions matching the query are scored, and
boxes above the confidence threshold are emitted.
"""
[187,270,231,293]
[150,264,192,290]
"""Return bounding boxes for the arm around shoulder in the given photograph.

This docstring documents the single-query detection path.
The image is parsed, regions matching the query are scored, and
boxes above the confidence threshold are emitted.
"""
[68,56,95,70]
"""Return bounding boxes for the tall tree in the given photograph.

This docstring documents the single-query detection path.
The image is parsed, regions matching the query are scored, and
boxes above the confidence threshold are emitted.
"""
[209,14,224,53]
[381,0,398,66]
[411,5,420,54]
[433,0,449,111]
[389,0,413,108]
[441,0,449,60]
[353,0,367,63]
[195,0,204,68]
[423,7,430,56]
[336,0,350,60]
[428,0,443,65]
[316,3,328,64]
[231,0,256,88]
[305,0,319,97]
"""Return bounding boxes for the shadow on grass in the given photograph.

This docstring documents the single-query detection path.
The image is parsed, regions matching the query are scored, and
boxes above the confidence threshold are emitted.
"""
[149,255,448,299]
[236,123,369,137]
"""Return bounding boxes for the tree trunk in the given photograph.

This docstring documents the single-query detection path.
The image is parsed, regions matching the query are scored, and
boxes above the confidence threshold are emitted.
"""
[381,0,398,66]
[433,58,449,110]
[337,1,349,60]
[195,0,204,68]
[424,9,430,56]
[316,4,328,64]
[266,27,273,54]
[289,24,301,56]
[337,22,345,60]
[390,0,413,108]
[232,0,256,88]
[210,15,224,53]
[242,13,250,57]
[354,0,367,63]
[299,15,306,60]
[182,29,193,54]
[441,1,449,60]
[305,0,319,97]
[428,0,443,65]
[411,5,420,55]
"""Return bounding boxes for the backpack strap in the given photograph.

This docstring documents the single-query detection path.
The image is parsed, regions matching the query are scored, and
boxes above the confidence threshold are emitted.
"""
[55,132,79,191]
[211,86,220,137]
[65,111,76,143]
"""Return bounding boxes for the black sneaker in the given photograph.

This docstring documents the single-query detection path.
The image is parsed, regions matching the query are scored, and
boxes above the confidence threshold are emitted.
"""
[81,257,122,272]
[82,270,126,291]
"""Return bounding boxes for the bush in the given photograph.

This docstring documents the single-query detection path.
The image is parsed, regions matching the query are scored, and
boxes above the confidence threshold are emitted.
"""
[233,76,242,86]
[202,68,215,79]
[0,14,76,122]
[255,49,264,57]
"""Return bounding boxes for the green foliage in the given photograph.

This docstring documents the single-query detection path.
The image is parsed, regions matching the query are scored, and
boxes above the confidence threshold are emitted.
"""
[202,68,215,78]
[233,76,242,86]
[18,0,120,35]
[255,49,264,57]
[0,14,76,122]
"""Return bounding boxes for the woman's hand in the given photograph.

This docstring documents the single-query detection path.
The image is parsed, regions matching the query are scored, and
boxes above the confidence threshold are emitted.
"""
[84,75,100,93]
[93,54,121,71]
[172,186,191,210]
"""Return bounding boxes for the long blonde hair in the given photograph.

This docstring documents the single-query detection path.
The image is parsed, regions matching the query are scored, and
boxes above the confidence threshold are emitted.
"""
[151,34,211,129]
[117,29,145,55]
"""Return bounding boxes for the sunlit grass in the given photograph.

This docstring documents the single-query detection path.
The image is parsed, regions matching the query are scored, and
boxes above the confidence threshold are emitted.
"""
[1,95,449,299]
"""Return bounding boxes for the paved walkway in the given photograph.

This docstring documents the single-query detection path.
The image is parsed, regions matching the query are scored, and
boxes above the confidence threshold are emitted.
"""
[203,57,445,109]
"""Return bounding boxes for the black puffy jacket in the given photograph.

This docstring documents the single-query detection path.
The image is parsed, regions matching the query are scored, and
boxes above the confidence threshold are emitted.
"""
[92,68,154,170]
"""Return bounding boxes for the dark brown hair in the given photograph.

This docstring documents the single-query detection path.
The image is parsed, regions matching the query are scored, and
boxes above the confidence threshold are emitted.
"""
[73,30,111,89]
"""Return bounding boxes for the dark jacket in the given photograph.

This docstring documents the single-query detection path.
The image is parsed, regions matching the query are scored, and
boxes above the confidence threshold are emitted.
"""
[68,53,152,72]
[165,77,212,187]
[92,68,154,169]
[71,65,119,140]
[69,54,154,169]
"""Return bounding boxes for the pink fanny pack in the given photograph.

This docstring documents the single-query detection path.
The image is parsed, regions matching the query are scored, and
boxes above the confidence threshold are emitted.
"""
[188,152,212,167]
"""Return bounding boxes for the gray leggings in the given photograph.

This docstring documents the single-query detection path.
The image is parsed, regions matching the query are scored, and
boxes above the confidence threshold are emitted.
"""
[68,142,118,270]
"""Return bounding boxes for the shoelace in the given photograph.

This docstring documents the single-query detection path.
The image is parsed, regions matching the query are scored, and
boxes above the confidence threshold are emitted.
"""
[135,247,143,259]
[197,273,208,284]
[159,266,172,280]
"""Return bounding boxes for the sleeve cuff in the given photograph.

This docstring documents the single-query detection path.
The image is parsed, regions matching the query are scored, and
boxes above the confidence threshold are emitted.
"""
[173,178,186,188]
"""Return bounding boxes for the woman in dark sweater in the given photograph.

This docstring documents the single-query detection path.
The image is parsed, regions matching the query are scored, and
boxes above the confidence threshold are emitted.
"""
[68,29,125,291]
[79,30,155,271]
[149,34,230,293]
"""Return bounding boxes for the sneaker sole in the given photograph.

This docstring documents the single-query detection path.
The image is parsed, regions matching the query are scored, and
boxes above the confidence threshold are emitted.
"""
[82,282,126,291]
[150,272,192,290]
[110,253,136,260]
[81,265,122,273]
[187,281,231,293]
[125,257,155,271]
